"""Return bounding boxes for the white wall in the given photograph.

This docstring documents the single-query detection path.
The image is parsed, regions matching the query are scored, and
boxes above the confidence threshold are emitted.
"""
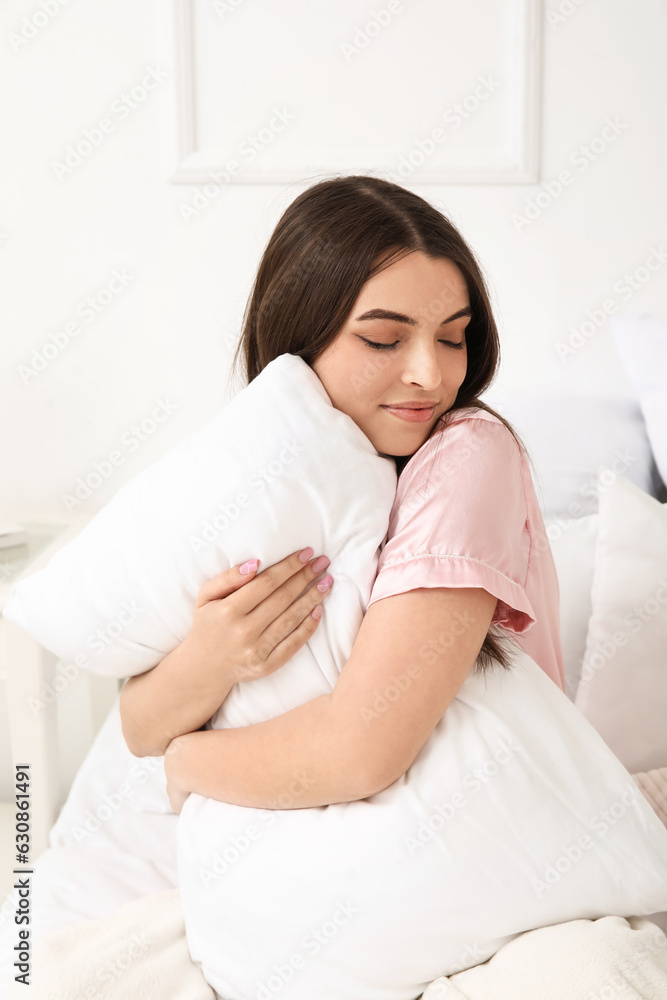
[0,0,665,793]
[1,0,666,524]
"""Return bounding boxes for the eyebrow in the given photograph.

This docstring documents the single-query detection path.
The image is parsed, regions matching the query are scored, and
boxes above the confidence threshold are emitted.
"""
[353,306,472,326]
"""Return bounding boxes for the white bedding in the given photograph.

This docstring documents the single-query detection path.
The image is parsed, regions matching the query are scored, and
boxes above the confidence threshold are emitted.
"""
[2,675,667,995]
[0,696,178,995]
[7,881,667,1000]
[2,690,667,998]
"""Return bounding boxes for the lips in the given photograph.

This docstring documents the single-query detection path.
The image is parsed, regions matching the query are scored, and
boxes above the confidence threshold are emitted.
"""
[380,404,437,424]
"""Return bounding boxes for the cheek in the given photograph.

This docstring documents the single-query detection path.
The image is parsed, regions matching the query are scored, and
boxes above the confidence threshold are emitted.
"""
[454,351,468,382]
[312,352,350,407]
[367,364,397,403]
[442,355,468,396]
[441,351,466,373]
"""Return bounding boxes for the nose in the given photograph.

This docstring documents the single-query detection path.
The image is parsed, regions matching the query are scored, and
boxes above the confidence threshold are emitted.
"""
[399,342,443,390]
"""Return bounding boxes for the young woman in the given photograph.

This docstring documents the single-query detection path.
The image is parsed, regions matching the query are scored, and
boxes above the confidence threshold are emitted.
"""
[119,175,565,815]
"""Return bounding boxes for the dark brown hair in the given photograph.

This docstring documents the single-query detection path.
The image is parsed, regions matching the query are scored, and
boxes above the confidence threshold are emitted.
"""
[231,174,532,674]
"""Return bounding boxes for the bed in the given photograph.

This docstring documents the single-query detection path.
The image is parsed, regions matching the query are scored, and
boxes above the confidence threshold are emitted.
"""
[1,312,667,998]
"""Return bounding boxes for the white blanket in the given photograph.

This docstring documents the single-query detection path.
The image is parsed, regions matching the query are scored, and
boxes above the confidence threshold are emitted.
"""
[9,889,667,1000]
[423,914,667,1000]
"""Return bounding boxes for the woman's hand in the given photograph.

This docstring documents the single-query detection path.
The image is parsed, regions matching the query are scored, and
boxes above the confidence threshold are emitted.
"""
[186,545,334,686]
[120,547,334,758]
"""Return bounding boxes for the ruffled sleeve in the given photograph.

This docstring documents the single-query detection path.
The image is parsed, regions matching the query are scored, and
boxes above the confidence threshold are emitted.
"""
[368,410,536,634]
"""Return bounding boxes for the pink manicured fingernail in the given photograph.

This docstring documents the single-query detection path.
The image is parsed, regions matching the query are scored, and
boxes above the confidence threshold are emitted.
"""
[310,555,330,574]
[240,559,259,575]
[316,575,333,593]
[298,547,315,563]
[311,605,322,620]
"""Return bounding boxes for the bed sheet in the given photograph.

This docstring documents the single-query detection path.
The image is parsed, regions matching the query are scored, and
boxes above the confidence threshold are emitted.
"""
[0,694,177,996]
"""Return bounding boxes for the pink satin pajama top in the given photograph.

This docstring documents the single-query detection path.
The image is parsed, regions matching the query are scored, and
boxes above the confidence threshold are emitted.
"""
[367,406,566,692]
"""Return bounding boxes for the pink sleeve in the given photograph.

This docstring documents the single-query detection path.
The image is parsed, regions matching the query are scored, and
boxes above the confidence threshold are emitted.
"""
[367,414,537,633]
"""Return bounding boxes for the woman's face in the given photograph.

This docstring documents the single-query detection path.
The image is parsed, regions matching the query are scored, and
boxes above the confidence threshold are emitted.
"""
[311,251,470,457]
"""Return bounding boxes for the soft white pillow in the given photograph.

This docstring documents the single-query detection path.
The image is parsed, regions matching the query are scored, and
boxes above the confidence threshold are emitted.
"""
[177,650,667,1000]
[2,354,397,682]
[611,312,667,490]
[545,513,598,701]
[484,390,656,519]
[575,474,667,773]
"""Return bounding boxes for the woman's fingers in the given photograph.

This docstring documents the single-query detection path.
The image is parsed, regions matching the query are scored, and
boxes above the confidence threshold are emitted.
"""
[230,547,327,619]
[193,548,334,683]
[235,579,331,681]
[250,574,334,668]
[194,559,261,608]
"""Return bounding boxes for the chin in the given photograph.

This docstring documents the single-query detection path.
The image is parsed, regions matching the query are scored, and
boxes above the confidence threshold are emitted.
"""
[373,431,432,459]
[362,413,442,458]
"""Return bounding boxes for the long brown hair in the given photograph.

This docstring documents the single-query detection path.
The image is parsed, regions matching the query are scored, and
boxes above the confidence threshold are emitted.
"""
[231,175,531,674]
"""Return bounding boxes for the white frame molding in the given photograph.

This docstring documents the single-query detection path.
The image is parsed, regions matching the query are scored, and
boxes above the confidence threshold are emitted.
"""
[167,0,543,185]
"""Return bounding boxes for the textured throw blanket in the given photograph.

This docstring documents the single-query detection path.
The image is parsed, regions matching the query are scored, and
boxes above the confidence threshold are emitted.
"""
[633,767,667,827]
[422,915,667,999]
[10,889,667,1000]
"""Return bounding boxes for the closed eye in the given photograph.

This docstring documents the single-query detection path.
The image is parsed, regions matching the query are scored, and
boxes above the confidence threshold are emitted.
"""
[360,337,465,352]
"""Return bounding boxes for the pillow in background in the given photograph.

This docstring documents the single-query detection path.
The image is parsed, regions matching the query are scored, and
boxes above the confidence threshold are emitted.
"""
[483,390,656,519]
[2,353,397,687]
[545,513,598,702]
[575,475,667,773]
[611,312,667,492]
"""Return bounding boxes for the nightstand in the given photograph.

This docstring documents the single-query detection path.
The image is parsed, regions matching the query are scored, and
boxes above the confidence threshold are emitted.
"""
[0,519,93,863]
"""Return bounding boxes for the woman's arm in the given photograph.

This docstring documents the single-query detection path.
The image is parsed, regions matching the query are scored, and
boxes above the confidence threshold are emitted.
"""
[164,585,497,811]
[120,549,334,758]
[120,635,238,760]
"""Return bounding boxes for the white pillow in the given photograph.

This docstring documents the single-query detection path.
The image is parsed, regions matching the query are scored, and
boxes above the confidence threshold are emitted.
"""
[545,513,598,701]
[611,312,667,490]
[575,474,667,773]
[177,650,667,1000]
[484,389,656,519]
[2,353,397,683]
